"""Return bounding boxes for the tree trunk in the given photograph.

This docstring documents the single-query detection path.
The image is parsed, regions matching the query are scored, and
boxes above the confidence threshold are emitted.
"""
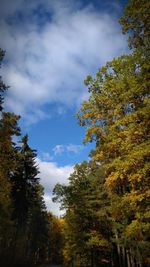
[126,249,131,267]
[122,246,127,267]
[130,248,135,267]
[115,232,122,267]
[91,249,94,267]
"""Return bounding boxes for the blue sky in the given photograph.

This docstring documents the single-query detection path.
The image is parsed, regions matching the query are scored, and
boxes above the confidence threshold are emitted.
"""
[0,0,128,215]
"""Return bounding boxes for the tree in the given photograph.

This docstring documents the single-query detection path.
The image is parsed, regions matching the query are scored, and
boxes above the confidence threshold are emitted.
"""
[11,135,50,266]
[0,112,21,266]
[76,2,150,266]
[11,135,39,228]
[77,49,150,266]
[119,0,150,56]
[53,161,113,267]
[0,49,8,111]
[27,184,50,265]
[47,212,64,264]
[0,49,53,267]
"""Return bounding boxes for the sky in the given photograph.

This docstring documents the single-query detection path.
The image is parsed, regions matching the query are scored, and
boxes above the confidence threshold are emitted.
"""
[0,0,128,216]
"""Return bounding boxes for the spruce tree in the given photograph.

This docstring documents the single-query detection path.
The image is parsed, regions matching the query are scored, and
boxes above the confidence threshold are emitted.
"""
[0,48,8,111]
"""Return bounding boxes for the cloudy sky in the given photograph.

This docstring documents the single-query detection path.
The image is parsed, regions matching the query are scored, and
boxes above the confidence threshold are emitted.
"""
[0,0,128,216]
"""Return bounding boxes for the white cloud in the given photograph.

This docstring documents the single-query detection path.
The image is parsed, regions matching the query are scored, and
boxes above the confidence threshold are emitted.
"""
[36,158,73,216]
[0,0,127,123]
[40,152,53,161]
[53,143,83,156]
[53,145,65,156]
[37,158,73,193]
[44,195,65,217]
[66,144,83,154]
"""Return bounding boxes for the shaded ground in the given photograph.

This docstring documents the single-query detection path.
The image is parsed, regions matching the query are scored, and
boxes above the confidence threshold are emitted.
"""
[37,265,62,267]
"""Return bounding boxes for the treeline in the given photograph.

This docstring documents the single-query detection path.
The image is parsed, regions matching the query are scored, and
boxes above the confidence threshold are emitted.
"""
[0,50,63,266]
[53,1,150,267]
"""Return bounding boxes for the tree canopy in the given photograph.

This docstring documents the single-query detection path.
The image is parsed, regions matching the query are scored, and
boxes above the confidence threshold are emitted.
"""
[53,1,150,266]
[0,50,63,267]
[0,0,149,266]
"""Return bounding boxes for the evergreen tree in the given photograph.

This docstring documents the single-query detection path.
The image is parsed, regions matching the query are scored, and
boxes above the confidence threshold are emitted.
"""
[53,161,112,267]
[0,112,20,266]
[0,48,58,267]
[27,184,49,265]
[11,135,50,266]
[0,48,8,111]
[47,212,64,264]
[11,135,39,228]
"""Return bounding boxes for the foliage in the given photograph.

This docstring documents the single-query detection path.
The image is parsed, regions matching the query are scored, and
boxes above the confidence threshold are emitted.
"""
[0,112,20,266]
[75,1,150,265]
[53,161,112,266]
[1,1,149,266]
[0,48,8,110]
[47,212,64,264]
[0,50,61,267]
[53,1,150,266]
[119,0,150,56]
